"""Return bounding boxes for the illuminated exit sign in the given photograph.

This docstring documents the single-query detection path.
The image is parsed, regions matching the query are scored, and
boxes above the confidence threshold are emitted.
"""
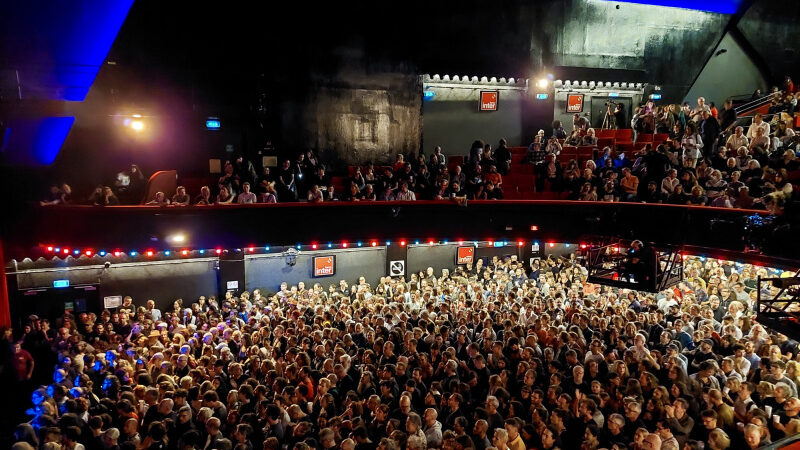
[53,279,70,288]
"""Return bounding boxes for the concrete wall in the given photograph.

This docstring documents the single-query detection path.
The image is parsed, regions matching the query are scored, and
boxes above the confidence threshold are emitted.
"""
[738,0,800,86]
[422,84,526,154]
[684,33,767,107]
[244,247,387,293]
[281,71,422,168]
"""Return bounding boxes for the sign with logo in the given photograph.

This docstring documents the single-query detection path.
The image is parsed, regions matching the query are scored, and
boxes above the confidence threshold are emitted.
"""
[389,260,405,277]
[480,91,498,111]
[313,256,336,277]
[456,246,475,265]
[226,280,239,290]
[566,94,584,113]
[104,295,122,309]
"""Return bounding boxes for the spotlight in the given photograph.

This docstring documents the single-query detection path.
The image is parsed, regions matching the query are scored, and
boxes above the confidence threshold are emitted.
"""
[46,246,54,252]
[130,251,138,256]
[371,241,377,247]
[327,243,333,248]
[98,250,106,256]
[248,247,255,252]
[169,234,186,244]
[85,250,93,256]
[146,250,154,257]
[400,240,406,246]
[342,242,349,248]
[130,120,144,131]
[537,79,548,88]
[181,250,189,256]
[215,248,222,254]
[312,244,318,249]
[114,251,121,256]
[163,250,170,256]
[199,249,206,254]
[548,242,555,248]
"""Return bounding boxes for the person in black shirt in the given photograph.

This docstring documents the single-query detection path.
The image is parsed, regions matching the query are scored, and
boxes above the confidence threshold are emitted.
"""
[276,159,297,202]
[494,139,512,175]
[719,100,737,133]
[614,104,627,130]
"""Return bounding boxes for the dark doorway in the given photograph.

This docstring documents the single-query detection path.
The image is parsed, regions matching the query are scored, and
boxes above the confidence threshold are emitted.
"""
[15,286,99,325]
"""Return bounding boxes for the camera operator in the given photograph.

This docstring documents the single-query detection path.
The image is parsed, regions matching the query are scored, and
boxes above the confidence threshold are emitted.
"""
[614,103,627,129]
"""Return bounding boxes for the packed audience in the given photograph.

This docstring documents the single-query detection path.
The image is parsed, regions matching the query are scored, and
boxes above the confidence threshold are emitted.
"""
[41,80,799,210]
[6,253,800,450]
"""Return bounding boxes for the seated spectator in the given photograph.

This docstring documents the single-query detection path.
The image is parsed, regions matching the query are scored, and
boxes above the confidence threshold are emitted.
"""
[536,154,562,192]
[774,120,797,151]
[350,167,366,192]
[619,168,639,202]
[600,179,618,202]
[236,182,257,204]
[577,182,597,201]
[640,181,662,203]
[307,185,324,203]
[748,127,771,164]
[704,170,727,200]
[260,182,278,204]
[552,120,567,139]
[215,186,234,204]
[171,186,190,206]
[687,185,707,205]
[446,181,466,199]
[472,183,488,200]
[40,183,72,206]
[481,144,496,172]
[145,191,168,206]
[484,165,503,188]
[450,165,466,189]
[395,182,416,201]
[582,128,598,146]
[218,162,240,198]
[545,136,562,156]
[711,188,736,208]
[666,184,688,204]
[746,113,770,140]
[725,127,748,154]
[484,180,503,199]
[662,169,680,195]
[361,184,377,201]
[97,186,120,206]
[343,183,363,202]
[565,129,582,146]
[194,185,212,205]
[309,167,333,200]
[393,154,406,173]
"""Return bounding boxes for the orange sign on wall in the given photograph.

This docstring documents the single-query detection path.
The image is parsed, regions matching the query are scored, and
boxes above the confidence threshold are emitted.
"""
[480,91,498,111]
[566,94,584,113]
[313,256,335,277]
[456,246,475,264]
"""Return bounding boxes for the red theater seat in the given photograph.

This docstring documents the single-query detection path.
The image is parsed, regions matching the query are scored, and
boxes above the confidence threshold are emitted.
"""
[596,129,616,139]
[616,142,635,154]
[615,129,633,140]
[509,163,533,175]
[597,138,614,149]
[450,155,464,166]
[511,153,526,164]
[142,170,178,204]
[510,146,527,154]
[654,133,670,142]
[638,134,653,142]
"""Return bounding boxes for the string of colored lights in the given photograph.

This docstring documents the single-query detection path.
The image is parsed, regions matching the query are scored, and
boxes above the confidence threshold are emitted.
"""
[39,238,575,259]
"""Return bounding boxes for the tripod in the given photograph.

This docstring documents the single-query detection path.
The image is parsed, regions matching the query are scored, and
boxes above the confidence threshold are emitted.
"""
[601,106,617,129]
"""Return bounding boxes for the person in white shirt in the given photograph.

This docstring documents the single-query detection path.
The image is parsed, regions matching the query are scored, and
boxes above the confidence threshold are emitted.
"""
[236,182,257,204]
[725,127,749,152]
[746,113,770,140]
[661,169,680,195]
[395,182,416,201]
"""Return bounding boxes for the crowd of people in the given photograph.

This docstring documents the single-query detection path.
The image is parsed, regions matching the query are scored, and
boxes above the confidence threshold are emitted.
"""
[40,78,799,210]
[5,252,800,450]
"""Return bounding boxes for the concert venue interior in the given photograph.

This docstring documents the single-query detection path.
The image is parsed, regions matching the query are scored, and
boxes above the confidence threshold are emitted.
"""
[2,1,800,449]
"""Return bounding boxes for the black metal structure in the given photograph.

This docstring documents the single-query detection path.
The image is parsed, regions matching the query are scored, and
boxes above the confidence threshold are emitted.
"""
[584,240,684,293]
[756,271,800,338]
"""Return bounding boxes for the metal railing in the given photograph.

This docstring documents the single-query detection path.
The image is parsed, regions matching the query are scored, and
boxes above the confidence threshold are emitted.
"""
[734,91,782,116]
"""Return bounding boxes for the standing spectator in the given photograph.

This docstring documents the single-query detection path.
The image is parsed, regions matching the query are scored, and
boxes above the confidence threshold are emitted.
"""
[233,155,258,187]
[719,100,737,133]
[114,164,146,204]
[276,160,297,202]
[494,139,511,175]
